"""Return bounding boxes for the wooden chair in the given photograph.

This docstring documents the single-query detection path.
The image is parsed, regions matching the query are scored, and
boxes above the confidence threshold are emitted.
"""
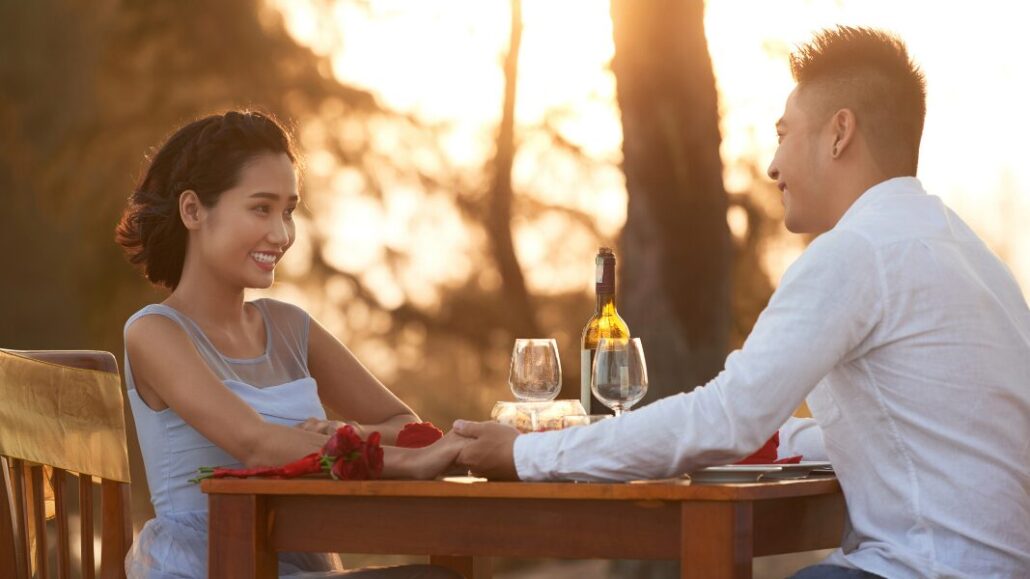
[0,349,132,579]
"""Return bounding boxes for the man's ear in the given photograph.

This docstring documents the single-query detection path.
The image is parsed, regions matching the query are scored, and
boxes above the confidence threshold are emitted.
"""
[829,108,857,159]
[179,190,204,230]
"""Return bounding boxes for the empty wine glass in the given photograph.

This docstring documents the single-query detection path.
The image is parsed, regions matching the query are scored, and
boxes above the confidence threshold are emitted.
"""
[590,337,647,416]
[508,338,562,430]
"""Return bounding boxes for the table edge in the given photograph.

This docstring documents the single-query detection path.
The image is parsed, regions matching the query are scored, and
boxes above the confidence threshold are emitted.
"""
[200,476,840,501]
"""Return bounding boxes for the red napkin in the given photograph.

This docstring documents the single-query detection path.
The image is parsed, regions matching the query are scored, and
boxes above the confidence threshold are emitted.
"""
[735,431,803,464]
[395,421,444,448]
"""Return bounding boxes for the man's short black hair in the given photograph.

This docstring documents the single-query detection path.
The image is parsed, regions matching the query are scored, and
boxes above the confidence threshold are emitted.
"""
[791,26,927,173]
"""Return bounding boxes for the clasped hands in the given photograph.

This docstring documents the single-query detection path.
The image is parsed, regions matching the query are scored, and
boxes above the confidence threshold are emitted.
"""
[296,418,520,480]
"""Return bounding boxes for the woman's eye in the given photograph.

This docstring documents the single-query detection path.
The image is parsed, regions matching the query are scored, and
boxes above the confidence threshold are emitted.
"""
[285,206,296,217]
[253,205,270,215]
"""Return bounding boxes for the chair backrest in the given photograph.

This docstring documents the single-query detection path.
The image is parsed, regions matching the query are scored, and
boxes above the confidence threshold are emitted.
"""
[0,349,132,579]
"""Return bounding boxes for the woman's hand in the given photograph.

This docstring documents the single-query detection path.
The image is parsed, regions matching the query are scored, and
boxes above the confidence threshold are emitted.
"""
[383,431,470,480]
[296,417,364,439]
[415,431,473,479]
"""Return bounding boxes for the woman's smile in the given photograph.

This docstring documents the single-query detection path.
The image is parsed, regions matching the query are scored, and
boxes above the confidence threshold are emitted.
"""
[250,251,280,271]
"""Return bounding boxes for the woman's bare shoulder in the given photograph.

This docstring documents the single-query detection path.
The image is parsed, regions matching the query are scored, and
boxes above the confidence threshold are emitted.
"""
[124,312,204,369]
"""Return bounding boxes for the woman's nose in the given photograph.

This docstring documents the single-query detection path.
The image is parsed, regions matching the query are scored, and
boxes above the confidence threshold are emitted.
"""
[268,216,290,244]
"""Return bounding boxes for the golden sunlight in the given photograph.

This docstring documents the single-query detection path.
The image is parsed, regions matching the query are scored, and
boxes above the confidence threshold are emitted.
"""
[272,0,1030,298]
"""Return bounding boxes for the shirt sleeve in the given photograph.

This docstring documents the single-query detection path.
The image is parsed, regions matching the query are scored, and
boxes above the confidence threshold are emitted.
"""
[779,416,827,461]
[514,229,883,481]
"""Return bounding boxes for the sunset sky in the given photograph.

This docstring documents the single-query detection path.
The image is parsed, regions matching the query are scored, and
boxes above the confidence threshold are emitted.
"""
[271,0,1030,299]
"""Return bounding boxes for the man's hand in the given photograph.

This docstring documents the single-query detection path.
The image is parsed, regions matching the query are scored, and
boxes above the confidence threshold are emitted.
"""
[453,420,520,480]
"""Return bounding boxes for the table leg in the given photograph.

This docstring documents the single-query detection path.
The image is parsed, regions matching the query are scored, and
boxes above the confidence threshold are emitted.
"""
[680,501,752,579]
[429,555,492,579]
[209,494,277,579]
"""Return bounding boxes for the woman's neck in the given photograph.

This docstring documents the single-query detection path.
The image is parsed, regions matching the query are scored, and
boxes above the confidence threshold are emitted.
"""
[164,272,249,330]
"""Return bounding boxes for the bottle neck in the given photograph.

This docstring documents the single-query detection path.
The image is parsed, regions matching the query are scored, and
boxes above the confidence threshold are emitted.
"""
[595,292,617,315]
[594,254,615,308]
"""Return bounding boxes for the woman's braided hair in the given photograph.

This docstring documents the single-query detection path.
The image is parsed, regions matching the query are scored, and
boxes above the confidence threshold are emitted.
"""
[116,111,297,289]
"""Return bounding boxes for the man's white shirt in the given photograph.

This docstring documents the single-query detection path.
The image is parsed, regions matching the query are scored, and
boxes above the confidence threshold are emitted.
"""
[513,177,1030,578]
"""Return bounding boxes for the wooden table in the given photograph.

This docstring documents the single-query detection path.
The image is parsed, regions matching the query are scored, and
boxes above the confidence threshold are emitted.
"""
[202,476,845,579]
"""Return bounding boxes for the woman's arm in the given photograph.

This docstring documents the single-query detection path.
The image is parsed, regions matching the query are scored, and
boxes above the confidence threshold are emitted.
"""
[126,315,329,468]
[307,317,419,444]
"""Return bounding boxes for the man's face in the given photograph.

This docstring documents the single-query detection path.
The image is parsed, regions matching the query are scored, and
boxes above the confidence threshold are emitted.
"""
[767,87,833,233]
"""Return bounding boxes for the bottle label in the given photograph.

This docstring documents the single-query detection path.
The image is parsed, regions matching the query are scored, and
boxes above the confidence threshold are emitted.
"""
[595,255,615,294]
[580,348,594,413]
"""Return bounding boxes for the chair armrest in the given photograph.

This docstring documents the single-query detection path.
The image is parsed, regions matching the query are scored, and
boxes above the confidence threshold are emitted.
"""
[2,350,118,374]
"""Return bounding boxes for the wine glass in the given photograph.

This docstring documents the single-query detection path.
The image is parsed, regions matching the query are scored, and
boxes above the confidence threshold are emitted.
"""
[508,338,562,430]
[590,337,648,416]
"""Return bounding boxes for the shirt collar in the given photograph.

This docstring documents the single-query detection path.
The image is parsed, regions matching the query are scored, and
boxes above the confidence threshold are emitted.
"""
[835,176,926,228]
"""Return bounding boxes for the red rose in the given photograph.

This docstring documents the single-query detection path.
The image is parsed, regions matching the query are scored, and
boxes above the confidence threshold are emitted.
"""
[329,430,383,481]
[331,454,364,480]
[395,422,444,448]
[364,431,384,478]
[322,424,363,459]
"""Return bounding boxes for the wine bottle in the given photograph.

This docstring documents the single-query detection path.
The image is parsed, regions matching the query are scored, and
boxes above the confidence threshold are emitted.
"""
[581,247,630,415]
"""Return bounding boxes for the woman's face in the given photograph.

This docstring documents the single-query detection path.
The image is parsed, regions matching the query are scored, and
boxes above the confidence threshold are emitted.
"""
[188,152,299,290]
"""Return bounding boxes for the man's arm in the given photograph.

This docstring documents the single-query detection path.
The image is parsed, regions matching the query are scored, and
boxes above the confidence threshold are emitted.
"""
[457,230,882,481]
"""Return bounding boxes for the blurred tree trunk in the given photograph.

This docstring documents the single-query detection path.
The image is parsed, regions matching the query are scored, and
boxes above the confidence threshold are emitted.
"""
[610,0,731,576]
[613,0,730,400]
[486,0,540,338]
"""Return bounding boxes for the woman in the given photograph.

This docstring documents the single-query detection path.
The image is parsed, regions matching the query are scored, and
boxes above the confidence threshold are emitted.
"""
[115,111,463,578]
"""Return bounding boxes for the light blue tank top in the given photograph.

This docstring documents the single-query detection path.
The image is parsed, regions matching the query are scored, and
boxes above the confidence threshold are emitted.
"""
[123,299,341,577]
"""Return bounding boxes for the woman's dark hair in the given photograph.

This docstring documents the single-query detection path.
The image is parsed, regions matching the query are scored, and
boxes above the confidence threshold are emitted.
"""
[116,110,298,290]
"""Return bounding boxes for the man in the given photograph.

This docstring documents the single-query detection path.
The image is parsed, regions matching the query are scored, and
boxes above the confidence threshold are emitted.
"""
[453,26,1030,578]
